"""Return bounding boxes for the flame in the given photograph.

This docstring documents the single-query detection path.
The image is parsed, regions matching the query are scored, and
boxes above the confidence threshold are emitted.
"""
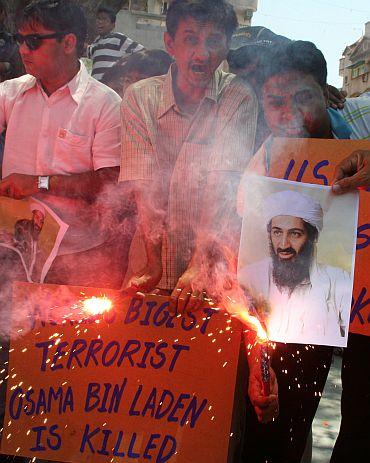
[82,296,112,315]
[239,310,268,342]
[222,295,268,341]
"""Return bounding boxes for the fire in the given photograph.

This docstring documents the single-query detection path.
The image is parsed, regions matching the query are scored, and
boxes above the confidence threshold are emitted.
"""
[223,299,271,396]
[239,310,268,342]
[222,295,268,341]
[82,296,113,315]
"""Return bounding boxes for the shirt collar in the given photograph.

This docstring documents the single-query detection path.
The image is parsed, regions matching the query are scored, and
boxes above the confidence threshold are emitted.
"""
[158,65,177,118]
[66,61,89,105]
[33,60,88,104]
[158,63,221,119]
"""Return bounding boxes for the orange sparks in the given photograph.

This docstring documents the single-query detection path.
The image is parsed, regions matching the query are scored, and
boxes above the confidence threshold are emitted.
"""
[239,311,268,342]
[82,296,113,315]
[222,296,267,341]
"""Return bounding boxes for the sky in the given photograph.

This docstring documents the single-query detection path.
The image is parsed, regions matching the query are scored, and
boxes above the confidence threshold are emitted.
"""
[252,0,370,87]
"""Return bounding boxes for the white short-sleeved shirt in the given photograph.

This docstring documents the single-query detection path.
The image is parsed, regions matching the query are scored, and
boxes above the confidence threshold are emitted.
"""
[0,62,122,254]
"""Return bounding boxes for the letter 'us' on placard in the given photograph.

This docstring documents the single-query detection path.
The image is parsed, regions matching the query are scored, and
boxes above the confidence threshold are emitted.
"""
[1,282,241,463]
[246,138,370,337]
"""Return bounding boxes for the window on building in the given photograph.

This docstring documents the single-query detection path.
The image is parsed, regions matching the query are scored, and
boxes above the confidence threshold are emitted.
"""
[352,64,366,79]
[130,0,148,11]
[161,2,169,14]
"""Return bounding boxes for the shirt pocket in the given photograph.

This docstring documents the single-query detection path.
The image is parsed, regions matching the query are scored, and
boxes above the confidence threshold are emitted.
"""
[53,128,93,174]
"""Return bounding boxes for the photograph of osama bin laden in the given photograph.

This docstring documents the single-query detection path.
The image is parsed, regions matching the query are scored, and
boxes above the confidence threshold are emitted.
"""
[0,197,68,284]
[238,177,358,347]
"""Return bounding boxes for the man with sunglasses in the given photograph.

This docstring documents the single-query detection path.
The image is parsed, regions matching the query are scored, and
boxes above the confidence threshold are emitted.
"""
[0,4,123,460]
[0,0,125,288]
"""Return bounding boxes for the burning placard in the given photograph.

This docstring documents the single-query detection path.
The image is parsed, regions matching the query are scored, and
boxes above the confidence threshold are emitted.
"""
[1,282,241,463]
[238,176,358,347]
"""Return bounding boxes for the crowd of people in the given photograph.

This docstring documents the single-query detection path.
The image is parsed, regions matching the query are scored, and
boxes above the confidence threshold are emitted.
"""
[0,0,369,462]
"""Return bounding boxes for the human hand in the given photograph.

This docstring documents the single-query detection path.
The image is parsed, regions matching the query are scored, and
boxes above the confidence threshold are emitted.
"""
[121,263,162,298]
[327,85,347,110]
[0,174,38,199]
[248,364,279,423]
[332,150,370,194]
[170,266,208,314]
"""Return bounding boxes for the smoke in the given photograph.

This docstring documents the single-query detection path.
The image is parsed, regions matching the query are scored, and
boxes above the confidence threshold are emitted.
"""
[0,31,335,344]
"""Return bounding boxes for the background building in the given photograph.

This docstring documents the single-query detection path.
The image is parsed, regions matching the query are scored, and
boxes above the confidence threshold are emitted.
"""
[116,0,259,50]
[339,21,370,97]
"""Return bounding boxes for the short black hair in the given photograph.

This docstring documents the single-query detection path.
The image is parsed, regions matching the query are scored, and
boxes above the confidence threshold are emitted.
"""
[267,219,319,242]
[97,5,116,23]
[101,49,173,85]
[17,0,87,57]
[166,0,238,41]
[260,40,327,89]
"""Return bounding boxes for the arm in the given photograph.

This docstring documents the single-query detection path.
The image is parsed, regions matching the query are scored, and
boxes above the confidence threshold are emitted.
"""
[171,79,258,310]
[123,180,164,295]
[0,82,122,201]
[327,85,347,110]
[0,167,119,201]
[332,150,370,193]
[245,333,279,423]
[120,86,164,294]
[120,36,144,57]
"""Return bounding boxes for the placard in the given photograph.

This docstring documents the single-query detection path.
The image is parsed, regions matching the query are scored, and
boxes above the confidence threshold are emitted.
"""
[1,282,241,463]
[266,138,369,336]
[238,176,358,346]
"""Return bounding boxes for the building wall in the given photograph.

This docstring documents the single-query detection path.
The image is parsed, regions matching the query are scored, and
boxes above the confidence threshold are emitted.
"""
[116,9,166,50]
[115,0,259,50]
[340,22,370,97]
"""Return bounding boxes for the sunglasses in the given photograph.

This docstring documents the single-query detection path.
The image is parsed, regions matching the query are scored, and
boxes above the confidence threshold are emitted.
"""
[14,32,67,51]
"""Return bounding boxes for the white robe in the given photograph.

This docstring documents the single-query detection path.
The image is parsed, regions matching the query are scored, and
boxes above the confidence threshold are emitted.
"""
[238,257,352,346]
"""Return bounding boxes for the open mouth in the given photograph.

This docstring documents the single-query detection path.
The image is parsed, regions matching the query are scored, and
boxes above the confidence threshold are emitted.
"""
[191,64,208,75]
[282,125,309,137]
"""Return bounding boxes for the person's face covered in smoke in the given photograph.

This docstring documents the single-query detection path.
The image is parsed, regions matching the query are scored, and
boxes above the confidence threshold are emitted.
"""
[262,70,331,138]
[164,17,228,94]
[268,215,317,292]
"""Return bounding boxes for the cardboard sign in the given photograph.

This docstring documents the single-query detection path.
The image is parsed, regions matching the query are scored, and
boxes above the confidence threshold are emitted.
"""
[1,282,241,463]
[266,138,370,337]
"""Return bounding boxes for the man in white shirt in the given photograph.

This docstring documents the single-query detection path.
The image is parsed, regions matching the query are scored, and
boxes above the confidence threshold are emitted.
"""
[0,0,125,288]
[0,2,124,462]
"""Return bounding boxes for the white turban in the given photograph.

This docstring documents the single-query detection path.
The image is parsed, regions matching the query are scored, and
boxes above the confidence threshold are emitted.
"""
[263,190,323,232]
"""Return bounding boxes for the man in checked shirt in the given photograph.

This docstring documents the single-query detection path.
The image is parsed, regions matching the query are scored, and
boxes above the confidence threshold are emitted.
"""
[120,0,258,311]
